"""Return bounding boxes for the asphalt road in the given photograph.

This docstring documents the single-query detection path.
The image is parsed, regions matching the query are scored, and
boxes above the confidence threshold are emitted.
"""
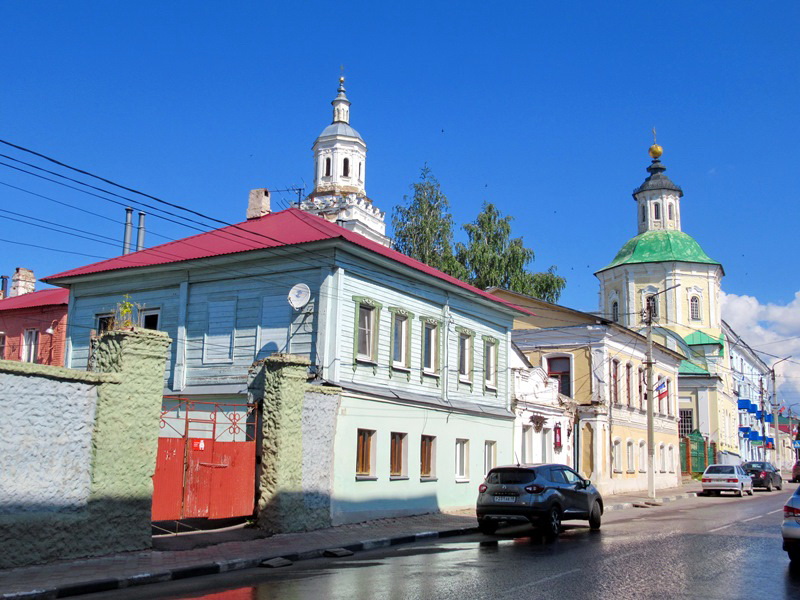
[90,486,800,600]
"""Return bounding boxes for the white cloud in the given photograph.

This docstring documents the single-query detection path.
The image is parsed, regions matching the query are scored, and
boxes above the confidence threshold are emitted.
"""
[721,291,800,412]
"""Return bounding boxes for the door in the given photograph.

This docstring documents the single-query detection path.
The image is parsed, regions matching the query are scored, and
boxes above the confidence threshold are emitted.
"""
[152,397,257,521]
[558,467,590,515]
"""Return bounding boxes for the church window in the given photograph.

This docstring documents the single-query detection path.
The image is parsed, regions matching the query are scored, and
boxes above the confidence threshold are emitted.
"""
[325,158,331,177]
[612,301,619,322]
[653,203,661,220]
[668,203,674,220]
[343,158,350,177]
[359,161,362,181]
[645,294,658,320]
[690,296,701,320]
[641,205,646,222]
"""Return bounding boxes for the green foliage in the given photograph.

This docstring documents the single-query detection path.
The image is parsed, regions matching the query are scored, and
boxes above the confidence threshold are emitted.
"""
[392,166,466,279]
[455,202,566,303]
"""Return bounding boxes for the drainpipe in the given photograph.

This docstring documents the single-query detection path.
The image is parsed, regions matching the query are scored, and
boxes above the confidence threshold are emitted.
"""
[122,207,133,255]
[441,298,451,405]
[136,211,146,251]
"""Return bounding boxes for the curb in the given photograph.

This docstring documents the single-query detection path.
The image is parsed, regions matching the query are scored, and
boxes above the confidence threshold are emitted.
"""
[606,491,698,512]
[1,526,479,599]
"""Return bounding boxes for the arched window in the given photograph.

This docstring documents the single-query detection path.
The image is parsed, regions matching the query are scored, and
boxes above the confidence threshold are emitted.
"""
[668,445,675,472]
[639,441,647,473]
[627,440,634,472]
[690,296,701,320]
[325,158,331,177]
[613,439,622,473]
[546,356,571,397]
[645,294,658,320]
[668,203,674,220]
[612,301,619,322]
[343,158,350,177]
[653,203,661,220]
[659,444,666,473]
[359,161,363,180]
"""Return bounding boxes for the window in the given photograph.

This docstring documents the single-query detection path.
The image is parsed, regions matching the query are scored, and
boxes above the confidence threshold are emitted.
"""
[0,334,5,359]
[679,409,694,436]
[97,314,115,334]
[484,441,496,475]
[612,439,622,473]
[22,328,39,363]
[659,444,666,473]
[627,441,635,473]
[645,294,659,320]
[140,309,160,330]
[354,297,381,364]
[458,331,473,382]
[204,299,236,363]
[358,161,363,180]
[653,203,661,220]
[390,432,407,478]
[668,446,675,472]
[343,157,350,177]
[483,338,497,388]
[391,311,410,369]
[641,205,646,222]
[611,360,620,404]
[356,429,375,477]
[547,356,571,397]
[639,442,647,473]
[690,296,701,321]
[325,157,331,177]
[521,425,533,463]
[612,301,619,322]
[668,203,674,220]
[455,439,469,480]
[422,320,439,374]
[626,364,632,406]
[421,435,436,479]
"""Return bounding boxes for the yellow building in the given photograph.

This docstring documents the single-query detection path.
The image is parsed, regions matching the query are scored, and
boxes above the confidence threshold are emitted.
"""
[595,144,743,462]
[489,288,683,495]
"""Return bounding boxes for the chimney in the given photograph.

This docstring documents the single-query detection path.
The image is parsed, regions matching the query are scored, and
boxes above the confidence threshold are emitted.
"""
[122,207,134,255]
[0,275,8,299]
[136,211,146,251]
[10,268,35,297]
[247,189,271,220]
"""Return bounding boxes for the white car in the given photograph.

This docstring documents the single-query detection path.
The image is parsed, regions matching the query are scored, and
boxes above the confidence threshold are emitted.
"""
[701,464,753,497]
[782,487,800,561]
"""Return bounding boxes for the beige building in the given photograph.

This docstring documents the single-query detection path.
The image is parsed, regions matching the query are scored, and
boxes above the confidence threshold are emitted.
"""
[489,288,683,495]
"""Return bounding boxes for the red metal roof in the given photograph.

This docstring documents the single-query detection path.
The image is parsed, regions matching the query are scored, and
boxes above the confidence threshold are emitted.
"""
[45,208,532,315]
[0,287,69,311]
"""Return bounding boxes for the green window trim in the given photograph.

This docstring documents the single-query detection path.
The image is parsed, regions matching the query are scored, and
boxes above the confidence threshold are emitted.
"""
[388,307,414,381]
[419,316,444,384]
[455,326,476,390]
[352,296,383,374]
[482,335,499,394]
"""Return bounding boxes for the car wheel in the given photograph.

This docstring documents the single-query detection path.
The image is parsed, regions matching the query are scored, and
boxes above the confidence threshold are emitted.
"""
[589,502,602,530]
[747,486,754,496]
[766,480,773,492]
[478,520,498,535]
[789,549,800,563]
[737,486,744,498]
[543,506,562,540]
[777,479,783,491]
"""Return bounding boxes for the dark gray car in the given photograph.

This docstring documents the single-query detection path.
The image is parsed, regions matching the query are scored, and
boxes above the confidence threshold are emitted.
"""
[476,463,603,538]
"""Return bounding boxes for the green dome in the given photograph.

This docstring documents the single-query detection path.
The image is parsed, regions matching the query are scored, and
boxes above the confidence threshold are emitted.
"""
[597,230,722,273]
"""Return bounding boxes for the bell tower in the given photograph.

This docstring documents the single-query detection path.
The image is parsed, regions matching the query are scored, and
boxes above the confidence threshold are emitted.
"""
[299,77,390,246]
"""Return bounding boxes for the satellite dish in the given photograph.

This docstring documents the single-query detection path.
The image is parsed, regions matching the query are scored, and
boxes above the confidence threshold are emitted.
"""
[288,283,311,310]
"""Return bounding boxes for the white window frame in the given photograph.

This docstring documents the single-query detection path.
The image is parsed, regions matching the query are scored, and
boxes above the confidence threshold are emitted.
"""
[521,424,533,463]
[421,319,440,375]
[22,328,39,363]
[544,352,573,398]
[690,296,701,321]
[96,313,115,334]
[612,438,622,473]
[659,443,666,473]
[391,312,409,369]
[484,440,496,475]
[626,440,635,473]
[458,331,473,383]
[455,438,469,481]
[639,441,647,473]
[139,308,161,330]
[357,304,376,361]
[483,338,498,390]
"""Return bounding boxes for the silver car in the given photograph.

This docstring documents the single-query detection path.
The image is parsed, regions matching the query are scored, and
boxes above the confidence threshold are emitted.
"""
[782,486,800,561]
[476,463,603,539]
[701,464,753,497]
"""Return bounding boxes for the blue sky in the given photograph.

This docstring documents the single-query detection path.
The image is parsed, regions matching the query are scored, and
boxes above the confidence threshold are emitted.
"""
[1,4,797,336]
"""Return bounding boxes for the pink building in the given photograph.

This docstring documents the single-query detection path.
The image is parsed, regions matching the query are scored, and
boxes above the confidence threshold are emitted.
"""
[0,268,69,366]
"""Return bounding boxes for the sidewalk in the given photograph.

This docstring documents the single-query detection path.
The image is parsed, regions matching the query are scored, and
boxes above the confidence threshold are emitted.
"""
[0,482,702,599]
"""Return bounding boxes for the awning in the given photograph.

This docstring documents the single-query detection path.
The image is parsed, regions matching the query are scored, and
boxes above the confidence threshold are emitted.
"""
[749,402,759,414]
[749,431,762,441]
[738,399,751,410]
[765,414,774,423]
[739,426,751,434]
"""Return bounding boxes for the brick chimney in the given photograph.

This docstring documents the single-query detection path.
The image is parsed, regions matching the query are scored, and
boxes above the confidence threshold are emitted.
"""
[10,268,35,297]
[247,189,271,220]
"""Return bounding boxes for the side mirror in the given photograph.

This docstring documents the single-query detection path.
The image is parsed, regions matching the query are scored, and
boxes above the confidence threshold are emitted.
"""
[583,479,591,489]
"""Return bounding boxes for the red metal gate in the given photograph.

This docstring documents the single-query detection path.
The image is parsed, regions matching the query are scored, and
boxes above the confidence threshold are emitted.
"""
[152,397,257,521]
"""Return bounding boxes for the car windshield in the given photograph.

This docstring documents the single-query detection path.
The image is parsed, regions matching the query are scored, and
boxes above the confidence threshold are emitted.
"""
[705,465,735,474]
[486,468,537,485]
[743,462,766,470]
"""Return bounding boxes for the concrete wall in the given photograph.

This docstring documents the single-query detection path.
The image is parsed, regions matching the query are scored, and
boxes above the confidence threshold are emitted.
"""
[0,328,171,568]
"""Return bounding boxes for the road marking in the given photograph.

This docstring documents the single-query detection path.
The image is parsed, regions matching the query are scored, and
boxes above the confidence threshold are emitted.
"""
[769,509,783,515]
[743,515,762,522]
[499,568,581,594]
[708,524,733,532]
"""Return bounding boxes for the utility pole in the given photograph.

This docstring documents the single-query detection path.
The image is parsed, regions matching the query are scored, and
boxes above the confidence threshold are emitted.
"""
[771,357,791,470]
[644,283,679,500]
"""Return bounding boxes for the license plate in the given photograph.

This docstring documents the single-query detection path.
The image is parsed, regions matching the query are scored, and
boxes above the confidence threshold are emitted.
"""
[494,495,516,503]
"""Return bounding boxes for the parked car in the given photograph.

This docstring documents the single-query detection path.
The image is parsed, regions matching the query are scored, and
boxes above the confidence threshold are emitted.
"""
[782,487,800,561]
[701,464,753,497]
[791,461,800,483]
[476,464,603,539]
[741,461,783,491]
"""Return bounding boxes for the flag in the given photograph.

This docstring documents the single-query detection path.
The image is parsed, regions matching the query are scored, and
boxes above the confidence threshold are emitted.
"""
[656,379,668,400]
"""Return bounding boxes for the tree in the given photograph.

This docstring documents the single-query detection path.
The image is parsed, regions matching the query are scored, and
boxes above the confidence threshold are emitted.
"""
[455,202,566,303]
[392,166,466,279]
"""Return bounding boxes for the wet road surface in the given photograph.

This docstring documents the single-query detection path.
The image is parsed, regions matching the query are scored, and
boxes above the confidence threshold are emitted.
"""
[90,486,800,600]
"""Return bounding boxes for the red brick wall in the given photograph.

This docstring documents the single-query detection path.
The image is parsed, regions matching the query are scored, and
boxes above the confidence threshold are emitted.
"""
[0,305,68,366]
